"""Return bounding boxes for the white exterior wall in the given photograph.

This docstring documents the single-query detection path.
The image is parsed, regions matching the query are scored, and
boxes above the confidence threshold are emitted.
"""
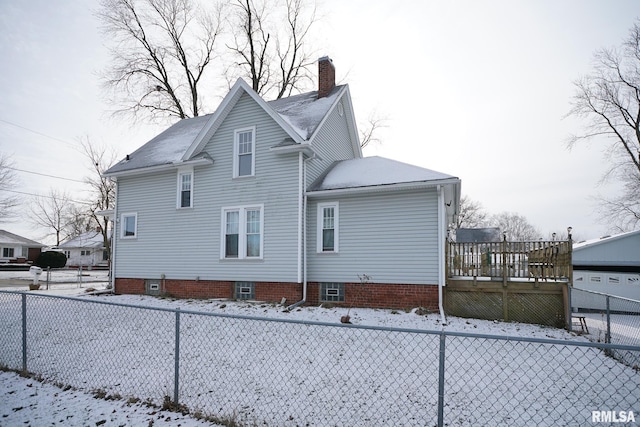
[573,270,640,301]
[307,188,440,284]
[0,244,24,262]
[114,93,300,282]
[306,98,359,185]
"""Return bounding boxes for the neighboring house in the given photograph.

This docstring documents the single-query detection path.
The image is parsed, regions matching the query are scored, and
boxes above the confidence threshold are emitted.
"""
[56,230,109,268]
[104,57,461,310]
[0,230,45,263]
[572,230,640,302]
[456,228,501,243]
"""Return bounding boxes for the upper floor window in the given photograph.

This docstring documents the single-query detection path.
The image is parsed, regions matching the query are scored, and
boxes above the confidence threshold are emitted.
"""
[317,202,339,253]
[222,205,263,259]
[177,170,193,208]
[121,213,138,239]
[234,127,255,178]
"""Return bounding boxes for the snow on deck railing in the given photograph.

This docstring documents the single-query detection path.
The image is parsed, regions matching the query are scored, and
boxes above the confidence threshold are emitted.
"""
[447,239,572,281]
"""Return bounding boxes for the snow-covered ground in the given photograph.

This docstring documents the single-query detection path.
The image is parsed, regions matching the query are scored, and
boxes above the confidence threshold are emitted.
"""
[0,272,638,426]
[0,370,220,426]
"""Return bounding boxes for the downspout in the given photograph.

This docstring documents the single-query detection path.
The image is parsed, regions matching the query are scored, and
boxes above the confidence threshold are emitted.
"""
[297,152,303,284]
[287,153,310,311]
[437,185,447,325]
[110,178,118,292]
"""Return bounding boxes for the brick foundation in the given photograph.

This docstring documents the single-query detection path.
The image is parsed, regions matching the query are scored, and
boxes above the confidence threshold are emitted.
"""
[114,278,439,309]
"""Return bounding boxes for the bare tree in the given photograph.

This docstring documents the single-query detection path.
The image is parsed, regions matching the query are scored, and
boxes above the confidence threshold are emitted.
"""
[97,0,223,120]
[359,111,389,149]
[0,154,20,222]
[29,189,75,246]
[489,212,541,241]
[455,195,489,229]
[225,0,317,98]
[80,139,119,263]
[568,21,640,230]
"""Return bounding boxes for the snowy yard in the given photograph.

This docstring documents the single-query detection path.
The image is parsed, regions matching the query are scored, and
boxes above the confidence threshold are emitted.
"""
[0,276,638,426]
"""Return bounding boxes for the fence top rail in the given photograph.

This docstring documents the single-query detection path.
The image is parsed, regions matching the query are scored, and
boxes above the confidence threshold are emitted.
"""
[3,290,639,352]
[572,286,640,304]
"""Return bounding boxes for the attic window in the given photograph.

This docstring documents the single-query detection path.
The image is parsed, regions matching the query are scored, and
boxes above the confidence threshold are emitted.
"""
[234,127,255,178]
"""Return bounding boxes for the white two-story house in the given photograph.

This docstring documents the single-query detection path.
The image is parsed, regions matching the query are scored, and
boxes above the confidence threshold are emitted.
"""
[104,57,461,310]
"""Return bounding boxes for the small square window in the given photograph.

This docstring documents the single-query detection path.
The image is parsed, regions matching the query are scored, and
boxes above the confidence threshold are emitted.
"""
[235,282,255,300]
[320,283,344,302]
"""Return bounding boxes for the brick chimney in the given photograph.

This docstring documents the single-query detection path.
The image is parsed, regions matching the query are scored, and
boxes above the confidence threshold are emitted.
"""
[318,56,335,99]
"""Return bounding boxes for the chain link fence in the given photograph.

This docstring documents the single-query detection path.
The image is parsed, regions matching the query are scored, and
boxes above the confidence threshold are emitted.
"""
[1,290,639,426]
[570,287,640,368]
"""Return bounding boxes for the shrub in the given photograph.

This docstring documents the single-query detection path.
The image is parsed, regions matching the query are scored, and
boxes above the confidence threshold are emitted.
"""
[36,251,67,269]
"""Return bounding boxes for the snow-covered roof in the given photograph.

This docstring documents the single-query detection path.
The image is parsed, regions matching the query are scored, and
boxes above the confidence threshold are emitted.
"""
[105,80,346,176]
[105,114,213,175]
[573,229,640,250]
[309,156,459,192]
[573,229,640,267]
[268,86,344,140]
[0,230,45,247]
[57,231,106,249]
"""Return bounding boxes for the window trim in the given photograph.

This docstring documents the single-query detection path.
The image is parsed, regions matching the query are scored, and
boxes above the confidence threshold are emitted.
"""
[317,202,339,253]
[233,126,256,178]
[220,204,264,260]
[177,168,194,209]
[120,213,138,239]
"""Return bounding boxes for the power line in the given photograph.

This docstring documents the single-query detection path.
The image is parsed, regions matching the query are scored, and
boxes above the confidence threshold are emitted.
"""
[6,166,85,184]
[0,118,79,149]
[0,188,95,206]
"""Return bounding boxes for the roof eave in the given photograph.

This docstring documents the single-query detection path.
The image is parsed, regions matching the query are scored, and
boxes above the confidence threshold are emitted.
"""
[306,178,461,198]
[103,156,213,178]
[269,142,318,157]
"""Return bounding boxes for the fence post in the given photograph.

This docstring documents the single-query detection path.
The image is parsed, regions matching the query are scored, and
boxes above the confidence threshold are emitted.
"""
[437,332,446,427]
[21,293,27,373]
[174,308,181,404]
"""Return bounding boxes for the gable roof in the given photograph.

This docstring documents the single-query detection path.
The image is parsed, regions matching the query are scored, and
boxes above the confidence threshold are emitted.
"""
[57,231,106,249]
[105,78,357,177]
[0,230,45,247]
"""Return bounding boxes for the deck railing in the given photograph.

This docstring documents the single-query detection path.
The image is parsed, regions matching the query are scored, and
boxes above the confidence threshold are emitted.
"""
[447,239,572,281]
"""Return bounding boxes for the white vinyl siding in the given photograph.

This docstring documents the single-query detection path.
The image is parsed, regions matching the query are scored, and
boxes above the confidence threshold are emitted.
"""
[307,189,439,285]
[112,94,298,281]
[317,202,339,253]
[234,127,255,178]
[177,169,193,208]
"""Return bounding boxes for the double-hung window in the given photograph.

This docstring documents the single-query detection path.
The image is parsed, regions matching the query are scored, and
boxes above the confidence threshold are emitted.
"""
[317,202,339,253]
[2,248,14,258]
[177,169,193,208]
[222,205,263,259]
[121,213,138,239]
[234,127,255,177]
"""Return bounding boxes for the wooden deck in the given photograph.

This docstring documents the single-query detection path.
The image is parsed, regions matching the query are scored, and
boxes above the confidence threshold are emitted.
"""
[445,239,573,327]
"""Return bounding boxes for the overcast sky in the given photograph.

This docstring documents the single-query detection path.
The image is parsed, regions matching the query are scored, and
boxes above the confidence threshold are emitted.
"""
[1,0,638,244]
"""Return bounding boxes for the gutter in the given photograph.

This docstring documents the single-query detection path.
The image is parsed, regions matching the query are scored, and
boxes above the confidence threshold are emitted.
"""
[437,185,447,325]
